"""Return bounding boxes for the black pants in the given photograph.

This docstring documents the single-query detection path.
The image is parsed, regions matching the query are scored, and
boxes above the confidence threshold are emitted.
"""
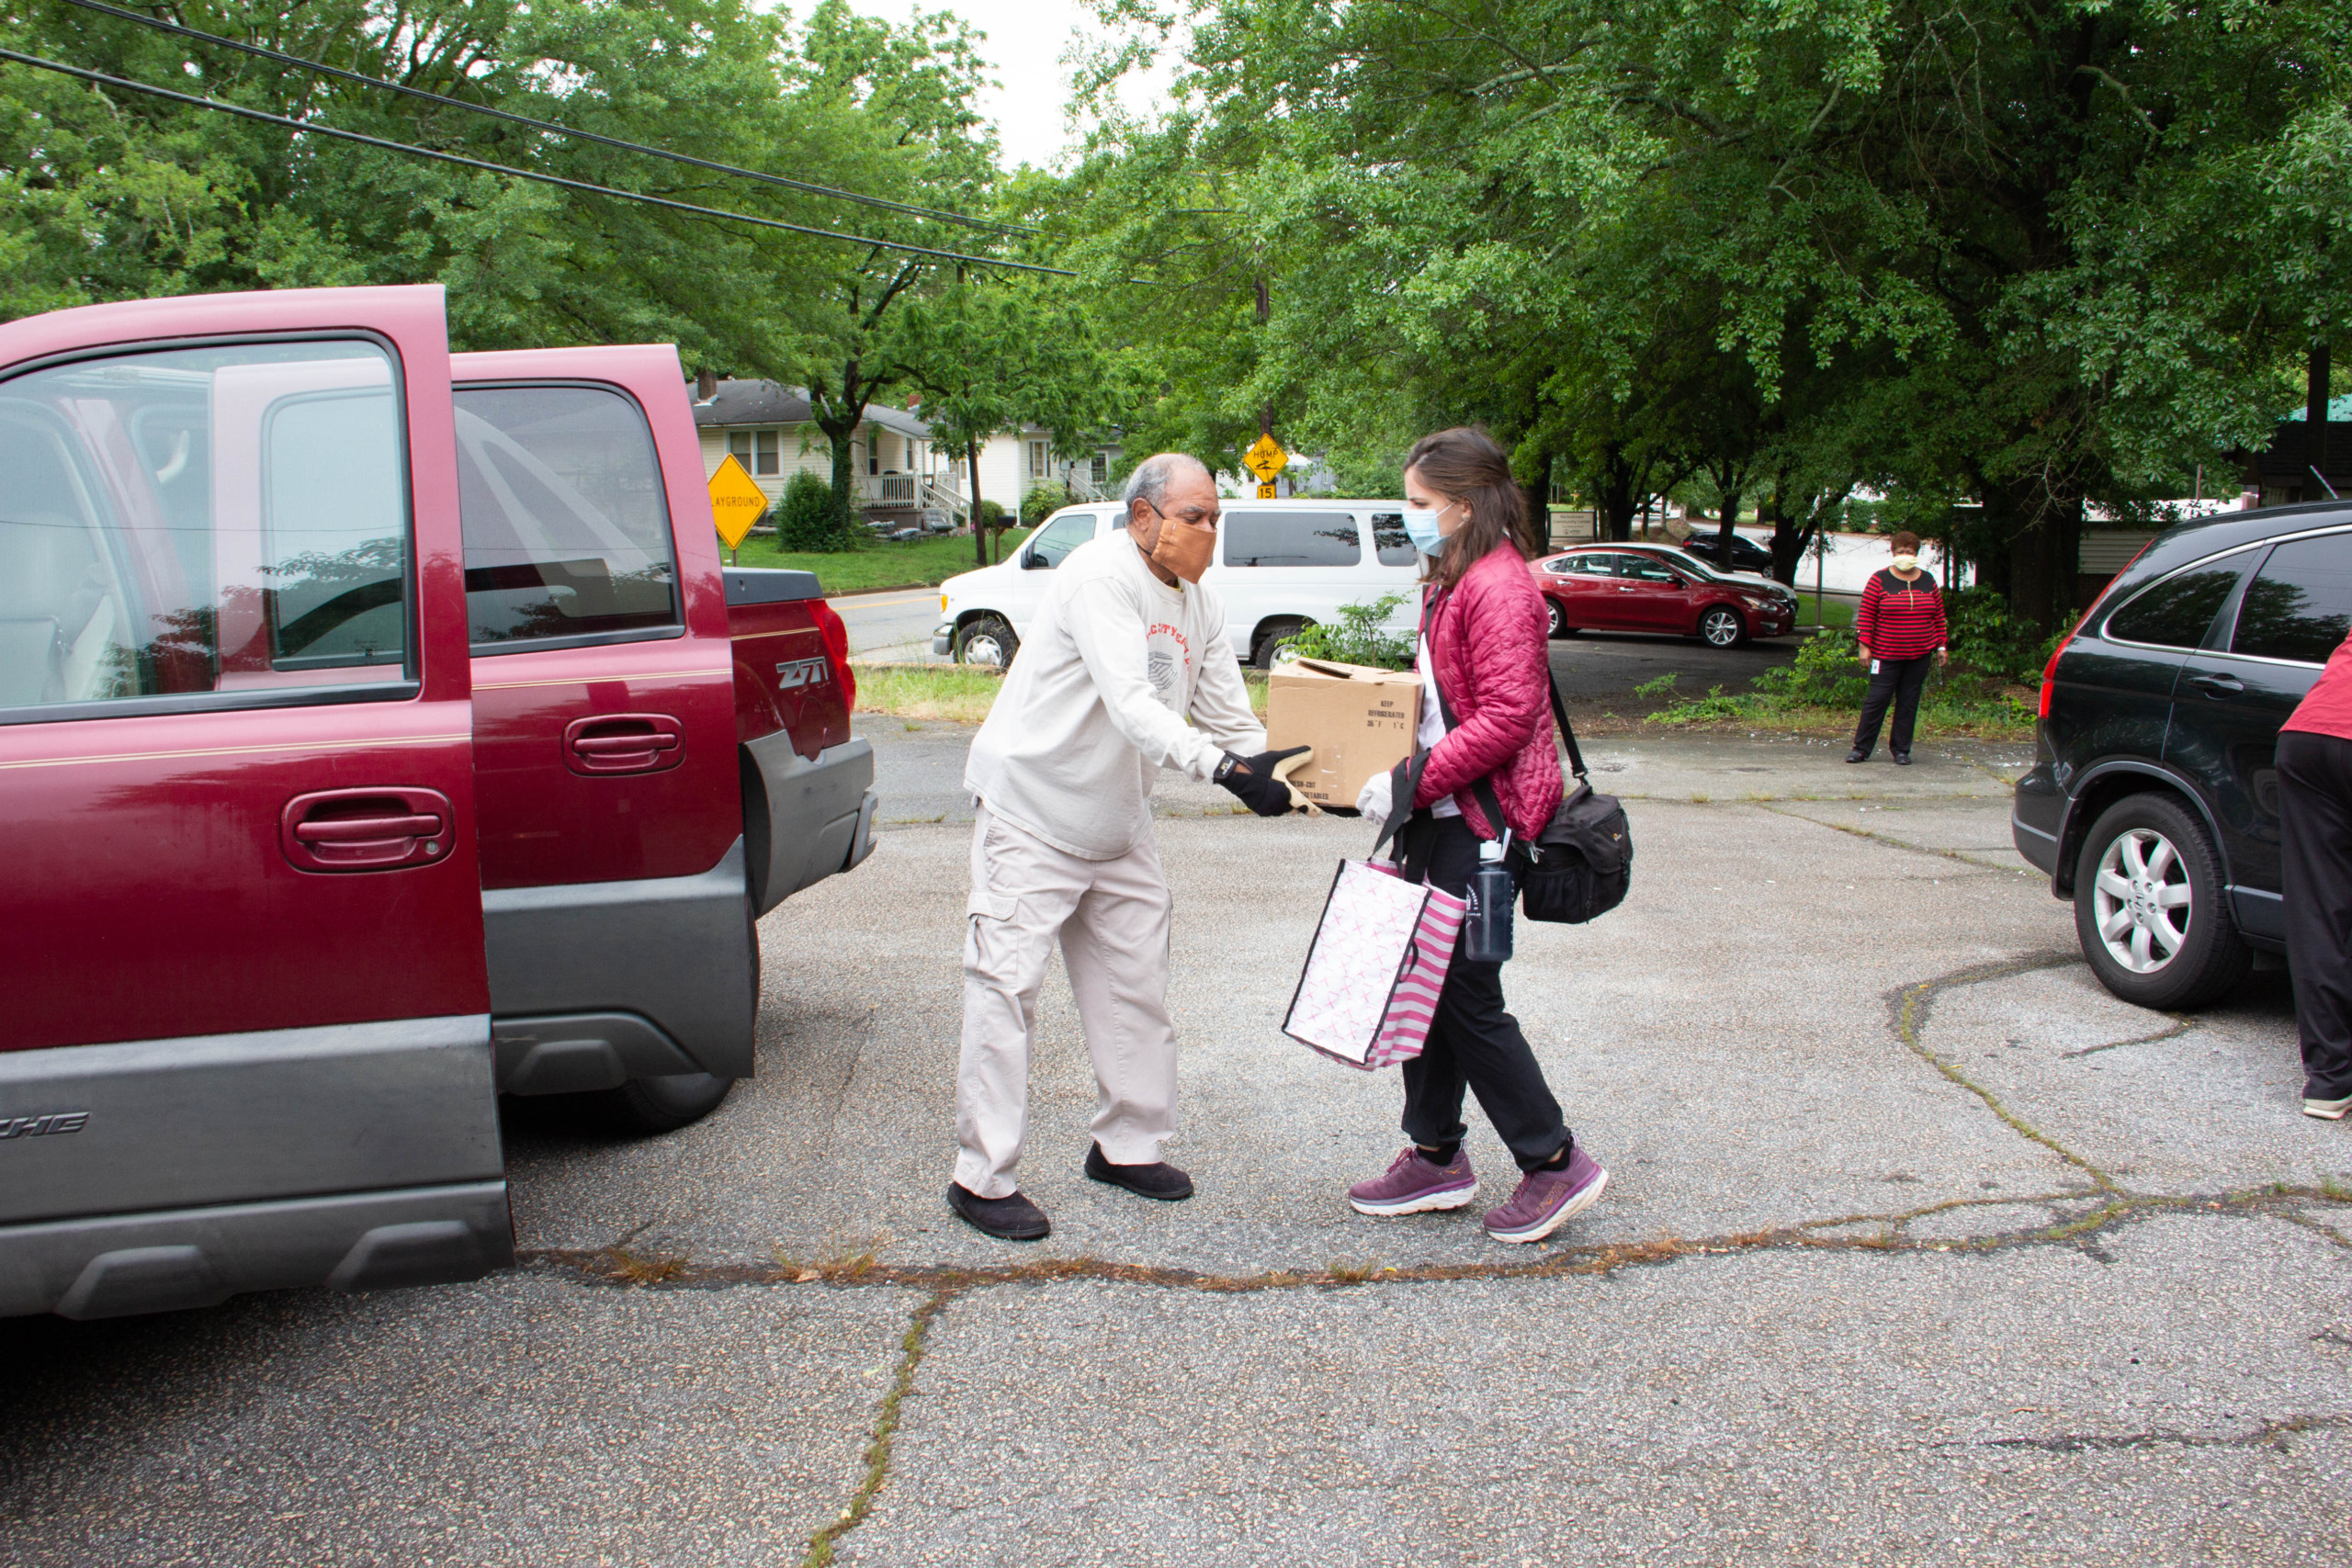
[1393,814,1570,1171]
[1852,653,1934,757]
[2278,730,2352,1099]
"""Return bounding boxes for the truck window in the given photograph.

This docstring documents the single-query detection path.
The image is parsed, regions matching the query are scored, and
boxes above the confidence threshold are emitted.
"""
[1024,512,1097,570]
[454,385,679,648]
[2232,536,2352,664]
[1223,511,1363,568]
[2106,563,2245,650]
[0,340,408,714]
[1372,513,1417,566]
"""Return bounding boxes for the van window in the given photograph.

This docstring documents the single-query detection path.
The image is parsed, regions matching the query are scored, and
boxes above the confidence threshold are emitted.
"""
[454,385,679,648]
[2106,563,2245,650]
[1224,511,1362,568]
[2232,536,2352,664]
[1025,512,1097,569]
[0,339,409,715]
[1372,513,1418,566]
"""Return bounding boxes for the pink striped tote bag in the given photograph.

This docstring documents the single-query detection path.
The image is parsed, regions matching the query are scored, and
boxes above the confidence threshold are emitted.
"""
[1283,859,1468,1071]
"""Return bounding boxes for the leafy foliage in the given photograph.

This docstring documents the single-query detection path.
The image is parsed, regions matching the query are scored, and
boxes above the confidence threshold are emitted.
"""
[776,471,843,553]
[1019,484,1066,526]
[1281,594,1413,671]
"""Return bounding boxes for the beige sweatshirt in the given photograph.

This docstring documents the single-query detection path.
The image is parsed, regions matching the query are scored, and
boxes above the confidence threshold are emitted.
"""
[965,532,1268,860]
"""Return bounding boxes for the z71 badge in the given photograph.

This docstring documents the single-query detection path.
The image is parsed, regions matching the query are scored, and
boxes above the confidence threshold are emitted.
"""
[775,658,831,691]
[0,1111,88,1140]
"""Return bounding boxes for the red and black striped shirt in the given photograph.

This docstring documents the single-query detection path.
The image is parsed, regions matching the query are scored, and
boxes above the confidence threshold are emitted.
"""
[1857,569,1946,660]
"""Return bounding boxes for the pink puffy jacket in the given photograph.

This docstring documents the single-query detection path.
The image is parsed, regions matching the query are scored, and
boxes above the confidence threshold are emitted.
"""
[1414,541,1565,841]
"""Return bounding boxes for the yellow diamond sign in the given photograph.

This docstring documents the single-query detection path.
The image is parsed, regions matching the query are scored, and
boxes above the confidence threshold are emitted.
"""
[1243,434,1288,481]
[708,453,768,549]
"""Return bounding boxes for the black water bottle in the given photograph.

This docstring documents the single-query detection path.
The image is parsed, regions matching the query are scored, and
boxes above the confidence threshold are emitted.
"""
[1464,834,1515,963]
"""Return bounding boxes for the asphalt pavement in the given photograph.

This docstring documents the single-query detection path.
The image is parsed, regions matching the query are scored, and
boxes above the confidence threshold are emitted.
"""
[6,724,2346,1566]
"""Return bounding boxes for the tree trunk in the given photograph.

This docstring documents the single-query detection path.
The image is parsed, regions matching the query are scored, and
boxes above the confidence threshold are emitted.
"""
[969,439,988,567]
[825,426,860,550]
[2002,486,2084,634]
[1712,488,1741,566]
[1519,449,1554,557]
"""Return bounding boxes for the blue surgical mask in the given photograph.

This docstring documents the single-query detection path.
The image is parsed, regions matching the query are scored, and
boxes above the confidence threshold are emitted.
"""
[1403,503,1449,556]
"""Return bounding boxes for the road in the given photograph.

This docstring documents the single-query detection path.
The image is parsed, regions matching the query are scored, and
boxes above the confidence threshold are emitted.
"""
[6,726,2346,1566]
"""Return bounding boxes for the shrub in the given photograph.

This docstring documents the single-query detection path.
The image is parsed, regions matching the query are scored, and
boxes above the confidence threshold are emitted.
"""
[777,471,843,552]
[977,498,1007,528]
[1282,593,1414,670]
[1019,484,1066,527]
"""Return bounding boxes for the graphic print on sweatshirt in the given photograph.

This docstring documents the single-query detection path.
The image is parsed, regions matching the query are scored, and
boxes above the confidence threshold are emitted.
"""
[1146,620,1194,713]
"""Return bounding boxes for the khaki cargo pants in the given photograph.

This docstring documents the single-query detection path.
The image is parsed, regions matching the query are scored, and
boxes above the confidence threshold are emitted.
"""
[956,803,1177,1200]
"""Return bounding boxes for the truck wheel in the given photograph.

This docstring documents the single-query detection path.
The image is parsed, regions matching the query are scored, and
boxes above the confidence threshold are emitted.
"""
[957,615,1017,669]
[2072,793,2250,1010]
[1253,618,1307,670]
[590,1072,734,1134]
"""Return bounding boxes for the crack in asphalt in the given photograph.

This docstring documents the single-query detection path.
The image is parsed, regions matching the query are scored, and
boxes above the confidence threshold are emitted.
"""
[802,1289,952,1567]
[2061,1014,2194,1058]
[1973,1412,2352,1455]
[1758,802,2033,873]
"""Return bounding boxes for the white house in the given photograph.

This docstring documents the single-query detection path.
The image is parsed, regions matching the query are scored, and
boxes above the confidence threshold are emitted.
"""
[692,378,964,529]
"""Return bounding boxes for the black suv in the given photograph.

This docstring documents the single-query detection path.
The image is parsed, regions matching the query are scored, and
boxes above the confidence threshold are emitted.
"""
[2013,502,2352,1009]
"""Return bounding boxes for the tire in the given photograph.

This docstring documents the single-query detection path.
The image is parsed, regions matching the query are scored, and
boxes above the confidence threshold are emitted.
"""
[956,614,1017,669]
[1545,598,1568,638]
[1698,605,1746,649]
[2072,793,2250,1010]
[1252,617,1307,670]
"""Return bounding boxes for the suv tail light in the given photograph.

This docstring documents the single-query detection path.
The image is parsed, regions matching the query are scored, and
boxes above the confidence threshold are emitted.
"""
[813,599,855,711]
[2035,537,2152,719]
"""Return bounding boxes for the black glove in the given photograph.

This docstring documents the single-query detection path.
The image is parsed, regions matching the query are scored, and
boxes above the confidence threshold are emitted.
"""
[1216,746,1310,817]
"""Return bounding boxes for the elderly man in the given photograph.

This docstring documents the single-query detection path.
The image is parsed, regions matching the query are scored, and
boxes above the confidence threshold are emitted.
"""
[950,452,1305,1241]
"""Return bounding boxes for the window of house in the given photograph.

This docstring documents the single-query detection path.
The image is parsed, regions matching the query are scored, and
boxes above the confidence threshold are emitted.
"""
[454,385,679,649]
[1091,451,1109,485]
[1221,512,1363,568]
[755,429,780,476]
[2233,536,2352,664]
[728,430,753,469]
[2106,562,2246,650]
[1030,440,1049,480]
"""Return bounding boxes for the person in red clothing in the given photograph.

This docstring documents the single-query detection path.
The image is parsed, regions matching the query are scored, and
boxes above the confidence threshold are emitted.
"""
[1345,427,1607,1246]
[1847,530,1949,766]
[2277,626,2352,1119]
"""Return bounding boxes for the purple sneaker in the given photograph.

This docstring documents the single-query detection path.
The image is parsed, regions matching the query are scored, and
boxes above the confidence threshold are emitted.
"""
[1482,1146,1607,1244]
[1348,1146,1478,1216]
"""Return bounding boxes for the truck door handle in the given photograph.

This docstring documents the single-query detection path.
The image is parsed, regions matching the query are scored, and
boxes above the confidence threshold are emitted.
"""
[2192,673,2245,696]
[563,714,686,776]
[281,789,453,872]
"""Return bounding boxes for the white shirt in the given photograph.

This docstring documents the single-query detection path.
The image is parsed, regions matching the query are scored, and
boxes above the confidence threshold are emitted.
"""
[965,534,1267,860]
[1416,634,1462,819]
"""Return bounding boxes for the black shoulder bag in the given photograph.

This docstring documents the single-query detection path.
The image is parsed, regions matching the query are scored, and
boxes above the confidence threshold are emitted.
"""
[1416,667,1633,925]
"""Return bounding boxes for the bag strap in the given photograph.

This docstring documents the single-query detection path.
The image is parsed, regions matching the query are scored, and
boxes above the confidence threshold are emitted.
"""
[1420,656,1590,843]
[1369,747,1430,863]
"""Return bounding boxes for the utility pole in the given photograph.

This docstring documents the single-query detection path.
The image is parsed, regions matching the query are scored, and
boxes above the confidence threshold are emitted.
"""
[2309,340,2335,500]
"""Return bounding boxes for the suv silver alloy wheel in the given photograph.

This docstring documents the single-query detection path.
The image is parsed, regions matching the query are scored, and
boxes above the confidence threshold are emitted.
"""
[2089,826,2191,974]
[1700,606,1743,648]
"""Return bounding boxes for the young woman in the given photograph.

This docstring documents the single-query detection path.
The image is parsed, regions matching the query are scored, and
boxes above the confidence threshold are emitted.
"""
[1347,427,1608,1244]
[1848,530,1949,765]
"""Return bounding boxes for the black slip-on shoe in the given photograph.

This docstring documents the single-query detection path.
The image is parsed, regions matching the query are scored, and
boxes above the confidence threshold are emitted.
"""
[1845,749,1870,764]
[1892,751,1913,766]
[948,1182,1050,1241]
[1084,1143,1194,1201]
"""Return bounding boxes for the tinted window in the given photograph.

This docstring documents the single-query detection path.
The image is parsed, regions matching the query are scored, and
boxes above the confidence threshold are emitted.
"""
[1623,555,1684,584]
[0,340,408,714]
[1372,513,1417,566]
[1223,511,1363,568]
[2106,564,2243,649]
[455,386,678,648]
[1025,512,1097,569]
[2232,536,2352,664]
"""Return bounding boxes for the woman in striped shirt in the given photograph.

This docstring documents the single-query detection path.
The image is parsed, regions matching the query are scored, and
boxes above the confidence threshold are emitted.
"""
[1847,530,1948,766]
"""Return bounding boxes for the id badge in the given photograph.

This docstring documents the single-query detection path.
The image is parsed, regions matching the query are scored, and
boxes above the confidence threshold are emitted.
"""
[1870,659,1882,675]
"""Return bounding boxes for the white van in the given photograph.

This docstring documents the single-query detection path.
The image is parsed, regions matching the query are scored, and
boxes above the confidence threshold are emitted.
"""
[933,499,1422,668]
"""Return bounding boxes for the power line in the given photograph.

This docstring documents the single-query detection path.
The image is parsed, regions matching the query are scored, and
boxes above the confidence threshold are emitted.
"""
[49,0,1035,238]
[0,49,1078,276]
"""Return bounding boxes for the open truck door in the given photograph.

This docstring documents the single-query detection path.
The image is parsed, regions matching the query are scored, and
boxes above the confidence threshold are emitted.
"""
[0,286,507,1319]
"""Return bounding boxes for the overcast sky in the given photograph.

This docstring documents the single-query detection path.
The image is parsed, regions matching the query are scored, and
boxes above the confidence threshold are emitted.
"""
[853,0,1176,171]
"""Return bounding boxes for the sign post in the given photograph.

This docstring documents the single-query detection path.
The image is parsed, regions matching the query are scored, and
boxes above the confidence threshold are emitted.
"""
[1243,434,1288,500]
[707,453,768,562]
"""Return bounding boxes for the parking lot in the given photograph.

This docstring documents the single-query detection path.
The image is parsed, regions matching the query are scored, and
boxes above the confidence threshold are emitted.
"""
[5,722,2347,1565]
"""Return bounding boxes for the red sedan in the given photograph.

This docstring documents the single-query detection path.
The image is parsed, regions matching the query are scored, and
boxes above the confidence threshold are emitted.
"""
[1532,545,1797,647]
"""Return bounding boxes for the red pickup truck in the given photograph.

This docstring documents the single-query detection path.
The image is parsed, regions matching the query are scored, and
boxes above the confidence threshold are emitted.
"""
[0,286,875,1320]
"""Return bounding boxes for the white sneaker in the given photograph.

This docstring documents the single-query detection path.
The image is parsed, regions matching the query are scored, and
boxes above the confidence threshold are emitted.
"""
[2303,1093,2352,1121]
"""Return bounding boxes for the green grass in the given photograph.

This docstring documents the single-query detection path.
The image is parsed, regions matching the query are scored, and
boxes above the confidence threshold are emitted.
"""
[852,662,1270,725]
[725,527,1034,595]
[1794,595,1857,631]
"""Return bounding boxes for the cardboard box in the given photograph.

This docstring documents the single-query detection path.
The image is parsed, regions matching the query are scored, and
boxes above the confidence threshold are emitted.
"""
[1264,659,1421,808]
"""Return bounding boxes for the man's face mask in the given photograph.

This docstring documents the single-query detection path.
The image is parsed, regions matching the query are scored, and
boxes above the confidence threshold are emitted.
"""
[1147,505,1218,583]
